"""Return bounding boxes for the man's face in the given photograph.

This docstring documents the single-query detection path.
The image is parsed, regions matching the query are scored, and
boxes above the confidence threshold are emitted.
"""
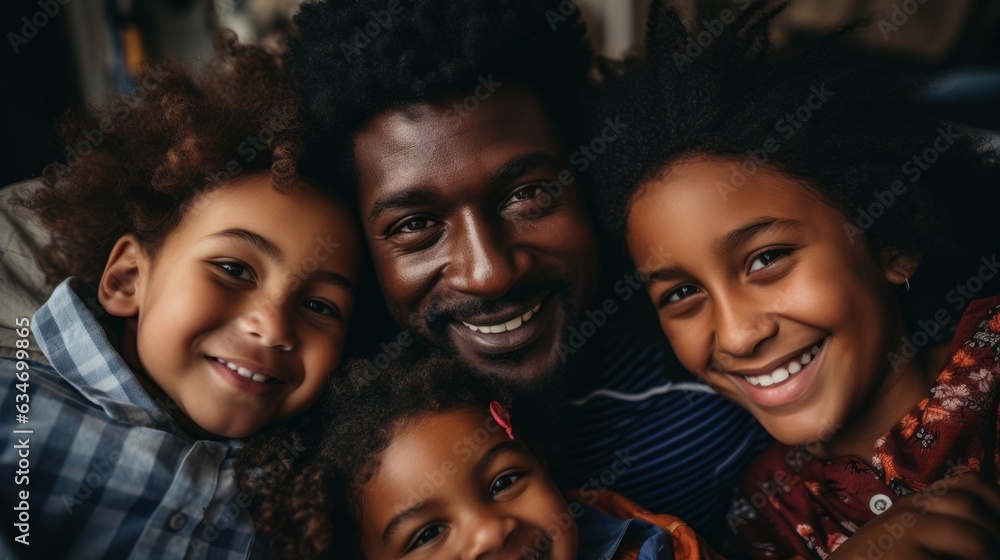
[354,84,600,386]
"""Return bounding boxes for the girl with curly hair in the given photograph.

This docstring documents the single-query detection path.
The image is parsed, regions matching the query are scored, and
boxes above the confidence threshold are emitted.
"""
[586,2,1000,559]
[238,352,725,559]
[1,31,362,558]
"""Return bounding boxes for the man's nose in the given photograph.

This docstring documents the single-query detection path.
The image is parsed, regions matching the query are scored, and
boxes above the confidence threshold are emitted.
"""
[713,291,777,359]
[444,214,522,300]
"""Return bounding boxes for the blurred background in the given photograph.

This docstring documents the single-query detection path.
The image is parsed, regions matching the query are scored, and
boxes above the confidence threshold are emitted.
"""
[1,0,999,187]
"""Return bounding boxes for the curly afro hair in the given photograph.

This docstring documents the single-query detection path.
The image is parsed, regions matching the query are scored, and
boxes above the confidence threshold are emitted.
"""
[586,0,1000,328]
[286,0,594,185]
[235,351,527,559]
[15,31,312,286]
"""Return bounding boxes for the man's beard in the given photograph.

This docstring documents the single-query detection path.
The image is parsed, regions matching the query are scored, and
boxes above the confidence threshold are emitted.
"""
[413,279,583,393]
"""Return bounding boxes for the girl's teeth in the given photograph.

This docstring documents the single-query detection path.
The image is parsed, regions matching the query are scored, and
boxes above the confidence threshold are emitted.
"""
[216,358,271,384]
[463,303,543,334]
[744,343,822,388]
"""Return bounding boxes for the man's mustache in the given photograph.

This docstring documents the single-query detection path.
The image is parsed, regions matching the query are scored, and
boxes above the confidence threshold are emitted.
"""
[422,280,572,327]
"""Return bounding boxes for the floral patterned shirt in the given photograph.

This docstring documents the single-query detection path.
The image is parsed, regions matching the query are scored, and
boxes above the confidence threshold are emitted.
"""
[727,295,1000,560]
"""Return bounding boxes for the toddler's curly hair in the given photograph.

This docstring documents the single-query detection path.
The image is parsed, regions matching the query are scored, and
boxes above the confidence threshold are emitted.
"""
[236,351,530,559]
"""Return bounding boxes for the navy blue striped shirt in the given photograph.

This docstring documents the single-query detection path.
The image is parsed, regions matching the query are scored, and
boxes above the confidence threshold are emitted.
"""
[553,293,773,547]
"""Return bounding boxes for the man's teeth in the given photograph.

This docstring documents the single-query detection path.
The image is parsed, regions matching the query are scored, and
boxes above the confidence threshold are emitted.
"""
[746,344,822,388]
[462,304,542,334]
[216,358,271,383]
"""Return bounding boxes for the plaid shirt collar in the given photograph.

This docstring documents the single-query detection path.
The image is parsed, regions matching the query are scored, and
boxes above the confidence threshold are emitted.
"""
[33,278,242,447]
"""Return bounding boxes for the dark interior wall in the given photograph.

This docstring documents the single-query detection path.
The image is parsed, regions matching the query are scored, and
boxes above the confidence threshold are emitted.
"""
[2,0,80,186]
[1,0,999,189]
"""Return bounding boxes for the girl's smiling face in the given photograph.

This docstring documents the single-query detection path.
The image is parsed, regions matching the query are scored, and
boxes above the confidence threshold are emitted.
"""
[101,173,362,439]
[358,407,578,559]
[626,156,919,448]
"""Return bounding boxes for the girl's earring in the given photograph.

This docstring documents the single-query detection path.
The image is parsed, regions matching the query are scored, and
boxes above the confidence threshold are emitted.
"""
[897,276,911,293]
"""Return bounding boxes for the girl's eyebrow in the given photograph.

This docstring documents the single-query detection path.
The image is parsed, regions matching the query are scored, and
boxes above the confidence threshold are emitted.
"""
[645,217,802,285]
[715,217,802,257]
[206,228,283,263]
[382,498,439,544]
[475,441,525,476]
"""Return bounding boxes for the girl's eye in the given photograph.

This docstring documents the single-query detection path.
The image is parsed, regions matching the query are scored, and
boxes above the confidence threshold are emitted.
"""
[748,249,791,273]
[505,184,544,205]
[490,473,523,495]
[408,525,445,551]
[665,285,701,304]
[216,262,252,281]
[303,299,339,319]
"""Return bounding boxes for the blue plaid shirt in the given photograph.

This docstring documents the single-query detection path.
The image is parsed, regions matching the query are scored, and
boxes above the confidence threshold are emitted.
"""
[0,279,265,559]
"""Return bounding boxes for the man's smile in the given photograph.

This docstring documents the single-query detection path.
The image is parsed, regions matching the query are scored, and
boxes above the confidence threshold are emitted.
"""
[448,295,559,356]
[459,291,548,334]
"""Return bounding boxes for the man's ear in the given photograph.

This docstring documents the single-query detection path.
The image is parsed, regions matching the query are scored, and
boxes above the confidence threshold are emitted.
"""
[98,234,148,318]
[883,251,921,287]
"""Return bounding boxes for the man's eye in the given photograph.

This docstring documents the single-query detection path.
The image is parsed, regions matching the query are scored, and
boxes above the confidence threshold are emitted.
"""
[490,473,523,495]
[408,525,445,550]
[748,249,792,273]
[216,262,252,281]
[506,184,544,204]
[393,217,437,234]
[664,285,700,305]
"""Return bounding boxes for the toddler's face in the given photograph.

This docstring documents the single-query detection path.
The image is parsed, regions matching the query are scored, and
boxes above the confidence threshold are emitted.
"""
[626,156,906,447]
[359,408,578,559]
[105,173,361,438]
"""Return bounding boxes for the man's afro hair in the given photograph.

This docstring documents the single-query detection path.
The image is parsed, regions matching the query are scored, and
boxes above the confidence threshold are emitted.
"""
[287,0,594,179]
